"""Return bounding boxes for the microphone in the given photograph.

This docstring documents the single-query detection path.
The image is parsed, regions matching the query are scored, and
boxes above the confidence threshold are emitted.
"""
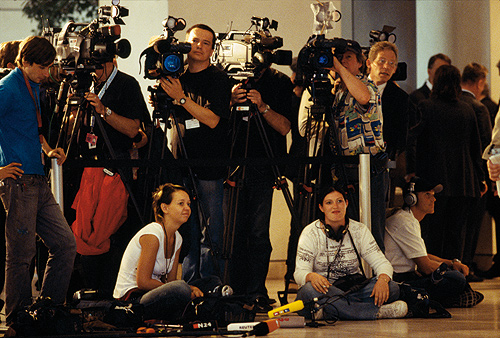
[248,319,280,336]
[268,300,304,318]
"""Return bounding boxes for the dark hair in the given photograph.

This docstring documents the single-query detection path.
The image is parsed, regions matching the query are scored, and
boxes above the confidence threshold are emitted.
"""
[151,183,190,223]
[317,185,349,225]
[16,36,56,67]
[462,62,488,84]
[431,65,461,101]
[427,53,451,69]
[0,40,21,68]
[186,24,216,49]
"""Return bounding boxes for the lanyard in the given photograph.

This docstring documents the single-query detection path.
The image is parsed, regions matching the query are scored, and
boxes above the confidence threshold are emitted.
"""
[21,69,43,144]
[90,66,118,100]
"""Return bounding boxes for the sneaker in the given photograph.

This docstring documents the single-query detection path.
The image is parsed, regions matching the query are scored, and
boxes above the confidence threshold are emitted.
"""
[313,307,324,320]
[377,300,408,319]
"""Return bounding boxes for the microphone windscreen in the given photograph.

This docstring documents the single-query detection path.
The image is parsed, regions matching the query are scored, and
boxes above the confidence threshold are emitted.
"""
[250,319,280,336]
[268,300,304,318]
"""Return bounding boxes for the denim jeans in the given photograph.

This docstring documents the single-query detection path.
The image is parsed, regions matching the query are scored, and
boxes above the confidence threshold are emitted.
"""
[0,175,76,322]
[296,278,400,320]
[229,167,274,299]
[182,178,225,283]
[139,276,221,320]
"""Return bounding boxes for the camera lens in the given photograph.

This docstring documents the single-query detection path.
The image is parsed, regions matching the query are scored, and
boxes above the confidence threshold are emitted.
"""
[163,54,182,73]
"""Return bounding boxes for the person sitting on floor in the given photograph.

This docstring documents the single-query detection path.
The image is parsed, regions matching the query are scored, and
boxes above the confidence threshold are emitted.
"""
[294,185,408,320]
[113,183,223,321]
[385,176,484,308]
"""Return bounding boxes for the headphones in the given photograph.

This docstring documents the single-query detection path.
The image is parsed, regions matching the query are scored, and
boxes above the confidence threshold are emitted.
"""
[324,223,349,242]
[403,181,418,207]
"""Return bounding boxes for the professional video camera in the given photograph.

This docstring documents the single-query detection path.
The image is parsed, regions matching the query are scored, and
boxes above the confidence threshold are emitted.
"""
[297,34,352,83]
[42,0,131,94]
[140,16,191,80]
[366,25,407,81]
[213,16,292,80]
[139,16,191,117]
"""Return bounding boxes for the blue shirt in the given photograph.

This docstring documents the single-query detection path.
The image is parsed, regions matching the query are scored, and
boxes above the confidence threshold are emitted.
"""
[0,67,44,175]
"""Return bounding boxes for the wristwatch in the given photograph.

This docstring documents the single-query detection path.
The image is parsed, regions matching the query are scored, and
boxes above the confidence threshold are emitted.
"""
[452,258,461,264]
[104,107,112,120]
[179,97,187,105]
[261,104,270,115]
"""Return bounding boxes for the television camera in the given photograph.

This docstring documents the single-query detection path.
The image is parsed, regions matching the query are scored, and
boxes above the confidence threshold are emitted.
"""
[140,16,191,118]
[213,16,292,81]
[42,0,131,95]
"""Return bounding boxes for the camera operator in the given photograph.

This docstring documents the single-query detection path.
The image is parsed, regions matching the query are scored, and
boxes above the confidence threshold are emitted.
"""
[157,24,232,283]
[229,54,294,311]
[0,36,77,325]
[300,40,386,252]
[70,54,149,298]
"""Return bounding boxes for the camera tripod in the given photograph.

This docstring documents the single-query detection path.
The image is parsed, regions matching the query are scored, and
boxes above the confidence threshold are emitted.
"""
[147,86,223,280]
[278,74,359,305]
[222,88,300,287]
[55,69,144,226]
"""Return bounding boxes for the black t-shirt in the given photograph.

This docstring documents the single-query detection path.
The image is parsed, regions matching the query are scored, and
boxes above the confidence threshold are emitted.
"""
[79,70,148,159]
[231,67,294,159]
[178,65,232,180]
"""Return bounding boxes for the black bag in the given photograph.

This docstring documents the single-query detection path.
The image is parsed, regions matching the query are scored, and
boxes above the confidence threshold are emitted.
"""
[332,273,368,292]
[398,283,451,318]
[182,296,256,327]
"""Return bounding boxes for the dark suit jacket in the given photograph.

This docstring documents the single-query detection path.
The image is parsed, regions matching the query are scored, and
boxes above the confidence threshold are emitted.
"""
[382,81,409,160]
[409,97,484,197]
[406,83,431,172]
[461,91,492,152]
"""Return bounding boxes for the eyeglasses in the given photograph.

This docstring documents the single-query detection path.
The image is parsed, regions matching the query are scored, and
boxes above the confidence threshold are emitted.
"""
[375,58,397,68]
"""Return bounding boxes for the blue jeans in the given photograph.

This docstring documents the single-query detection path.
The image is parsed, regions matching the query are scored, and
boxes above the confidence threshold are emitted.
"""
[139,276,221,320]
[0,175,76,322]
[229,167,274,299]
[296,278,400,320]
[182,178,225,283]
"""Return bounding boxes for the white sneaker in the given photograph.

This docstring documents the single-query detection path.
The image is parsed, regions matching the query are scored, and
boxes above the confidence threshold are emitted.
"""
[377,300,408,319]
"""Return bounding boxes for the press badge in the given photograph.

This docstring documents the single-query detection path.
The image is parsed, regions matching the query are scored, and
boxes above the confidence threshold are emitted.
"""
[86,133,98,149]
[185,118,200,129]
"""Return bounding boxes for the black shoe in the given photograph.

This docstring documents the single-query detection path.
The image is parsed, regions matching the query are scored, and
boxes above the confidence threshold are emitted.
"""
[476,263,500,279]
[466,273,484,283]
[254,296,273,313]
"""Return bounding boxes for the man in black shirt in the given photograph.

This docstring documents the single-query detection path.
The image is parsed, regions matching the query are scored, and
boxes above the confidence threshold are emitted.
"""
[71,58,149,298]
[229,64,293,309]
[159,24,232,282]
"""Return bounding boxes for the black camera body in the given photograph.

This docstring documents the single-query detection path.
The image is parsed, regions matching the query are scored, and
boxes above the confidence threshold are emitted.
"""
[213,16,292,80]
[297,34,348,82]
[140,16,191,80]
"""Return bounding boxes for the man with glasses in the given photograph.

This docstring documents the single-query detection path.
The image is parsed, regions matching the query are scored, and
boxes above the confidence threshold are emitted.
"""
[366,41,409,210]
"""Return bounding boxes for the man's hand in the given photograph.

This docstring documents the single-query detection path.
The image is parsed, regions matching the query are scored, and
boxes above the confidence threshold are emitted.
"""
[452,261,470,277]
[231,83,247,106]
[190,285,203,299]
[487,159,500,181]
[371,274,390,307]
[0,163,23,180]
[84,92,106,116]
[159,76,185,102]
[47,148,67,165]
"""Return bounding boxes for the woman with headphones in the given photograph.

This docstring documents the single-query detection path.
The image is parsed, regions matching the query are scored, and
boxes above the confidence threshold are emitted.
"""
[294,185,407,320]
